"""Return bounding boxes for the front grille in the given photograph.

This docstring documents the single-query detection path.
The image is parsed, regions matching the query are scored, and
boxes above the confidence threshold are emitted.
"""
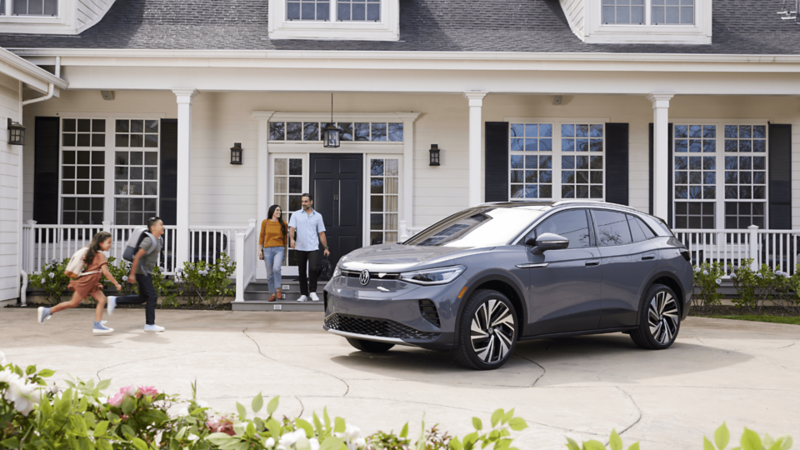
[341,270,401,280]
[325,313,440,341]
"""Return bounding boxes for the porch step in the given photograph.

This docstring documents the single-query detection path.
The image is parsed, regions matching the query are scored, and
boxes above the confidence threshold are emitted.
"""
[237,278,325,311]
[232,298,324,312]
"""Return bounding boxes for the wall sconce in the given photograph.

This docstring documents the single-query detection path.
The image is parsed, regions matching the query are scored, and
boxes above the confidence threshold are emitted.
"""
[7,119,25,146]
[230,143,243,165]
[429,144,440,166]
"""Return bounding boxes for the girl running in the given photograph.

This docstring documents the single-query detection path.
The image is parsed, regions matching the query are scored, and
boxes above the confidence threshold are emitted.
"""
[37,231,122,334]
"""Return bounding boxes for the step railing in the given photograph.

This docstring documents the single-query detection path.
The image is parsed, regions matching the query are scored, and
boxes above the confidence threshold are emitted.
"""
[234,219,258,302]
[188,226,248,267]
[673,226,800,276]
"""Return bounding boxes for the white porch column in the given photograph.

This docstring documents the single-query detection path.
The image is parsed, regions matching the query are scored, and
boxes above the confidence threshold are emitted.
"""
[173,88,199,269]
[464,91,488,207]
[398,113,421,240]
[647,93,674,222]
[252,111,275,280]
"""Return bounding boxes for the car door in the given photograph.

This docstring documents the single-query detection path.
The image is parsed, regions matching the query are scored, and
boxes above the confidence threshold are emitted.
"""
[591,209,662,329]
[523,209,603,335]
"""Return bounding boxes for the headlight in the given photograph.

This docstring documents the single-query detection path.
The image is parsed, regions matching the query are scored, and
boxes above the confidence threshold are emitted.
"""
[333,265,342,278]
[399,266,466,285]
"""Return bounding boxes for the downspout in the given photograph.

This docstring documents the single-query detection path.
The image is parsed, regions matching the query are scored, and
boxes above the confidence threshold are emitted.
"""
[21,56,59,106]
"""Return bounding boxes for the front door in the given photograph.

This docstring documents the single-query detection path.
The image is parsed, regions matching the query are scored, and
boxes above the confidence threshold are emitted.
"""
[310,153,363,274]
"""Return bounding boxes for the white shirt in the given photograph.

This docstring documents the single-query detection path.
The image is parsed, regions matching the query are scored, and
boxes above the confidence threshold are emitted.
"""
[289,209,326,252]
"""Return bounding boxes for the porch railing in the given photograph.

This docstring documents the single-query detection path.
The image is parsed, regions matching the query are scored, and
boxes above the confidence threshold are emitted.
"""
[234,219,258,302]
[674,226,800,276]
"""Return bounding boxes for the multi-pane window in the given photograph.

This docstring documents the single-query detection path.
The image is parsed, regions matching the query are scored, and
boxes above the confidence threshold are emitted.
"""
[61,119,106,225]
[561,124,604,199]
[273,157,304,265]
[652,0,694,24]
[674,124,716,229]
[724,125,767,229]
[11,0,57,16]
[509,124,553,200]
[369,158,399,245]
[287,0,329,20]
[338,0,380,21]
[269,121,403,142]
[114,120,159,226]
[602,0,645,24]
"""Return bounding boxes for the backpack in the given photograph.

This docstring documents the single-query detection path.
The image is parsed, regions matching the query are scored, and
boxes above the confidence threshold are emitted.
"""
[122,227,159,262]
[64,247,101,280]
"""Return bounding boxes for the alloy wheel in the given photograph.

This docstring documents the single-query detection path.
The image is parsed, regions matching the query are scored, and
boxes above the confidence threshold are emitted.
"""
[470,299,515,364]
[648,291,679,345]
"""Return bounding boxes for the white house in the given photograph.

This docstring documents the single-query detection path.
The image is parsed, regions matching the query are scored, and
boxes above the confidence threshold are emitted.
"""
[1,0,799,305]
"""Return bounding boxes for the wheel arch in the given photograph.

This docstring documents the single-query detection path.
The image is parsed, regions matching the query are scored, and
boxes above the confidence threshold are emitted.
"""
[455,271,528,340]
[641,271,685,323]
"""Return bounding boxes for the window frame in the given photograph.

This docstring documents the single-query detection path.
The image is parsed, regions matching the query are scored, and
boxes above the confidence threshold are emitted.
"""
[268,0,399,41]
[0,0,83,35]
[585,0,711,44]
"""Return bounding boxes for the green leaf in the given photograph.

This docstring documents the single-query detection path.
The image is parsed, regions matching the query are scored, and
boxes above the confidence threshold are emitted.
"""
[508,418,528,432]
[267,395,280,416]
[320,437,345,450]
[472,417,483,431]
[131,437,149,450]
[778,436,793,450]
[400,422,409,439]
[704,437,716,450]
[609,429,623,450]
[715,423,731,450]
[450,436,464,450]
[740,428,762,450]
[252,392,263,413]
[207,432,235,446]
[236,402,247,420]
[97,379,111,391]
[324,407,331,431]
[627,443,640,450]
[121,396,134,415]
[502,408,515,425]
[334,417,346,433]
[1,438,21,448]
[26,364,37,376]
[768,442,784,450]
[491,409,504,428]
[267,418,283,440]
[94,420,109,438]
[582,440,607,450]
[313,412,325,436]
[296,418,314,438]
[565,438,581,450]
[97,439,113,450]
[38,369,55,378]
[121,424,136,439]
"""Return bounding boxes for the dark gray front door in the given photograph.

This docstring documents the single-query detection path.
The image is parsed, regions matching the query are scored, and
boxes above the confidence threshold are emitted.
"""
[310,153,363,273]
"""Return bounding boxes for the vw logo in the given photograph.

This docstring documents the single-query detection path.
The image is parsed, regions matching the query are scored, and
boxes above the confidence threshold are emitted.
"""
[359,269,370,286]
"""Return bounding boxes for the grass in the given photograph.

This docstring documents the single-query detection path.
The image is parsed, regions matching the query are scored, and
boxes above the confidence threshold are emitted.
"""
[708,315,800,325]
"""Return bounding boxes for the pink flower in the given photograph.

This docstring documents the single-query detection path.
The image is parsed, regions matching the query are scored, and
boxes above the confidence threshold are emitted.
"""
[137,386,158,398]
[121,414,129,421]
[108,393,125,407]
[206,416,235,436]
[121,385,138,397]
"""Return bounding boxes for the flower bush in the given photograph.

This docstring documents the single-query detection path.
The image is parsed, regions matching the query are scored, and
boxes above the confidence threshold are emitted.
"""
[179,253,236,307]
[106,257,139,297]
[27,258,71,305]
[692,262,725,309]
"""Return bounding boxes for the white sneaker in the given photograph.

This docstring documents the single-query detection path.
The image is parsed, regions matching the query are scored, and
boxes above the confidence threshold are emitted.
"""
[310,292,320,301]
[93,322,114,335]
[107,296,117,315]
[297,295,308,302]
[144,324,165,332]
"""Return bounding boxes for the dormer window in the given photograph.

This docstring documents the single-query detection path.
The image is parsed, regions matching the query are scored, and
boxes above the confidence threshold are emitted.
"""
[578,0,710,44]
[0,0,113,34]
[1,0,58,16]
[602,0,694,26]
[651,0,694,25]
[269,0,398,40]
[602,0,645,25]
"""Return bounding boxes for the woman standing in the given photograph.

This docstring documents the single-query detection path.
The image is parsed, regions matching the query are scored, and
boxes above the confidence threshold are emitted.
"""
[36,231,122,334]
[259,205,288,302]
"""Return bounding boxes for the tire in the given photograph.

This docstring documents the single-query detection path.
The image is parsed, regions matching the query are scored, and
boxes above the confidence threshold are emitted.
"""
[630,284,681,350]
[454,289,518,370]
[346,338,395,353]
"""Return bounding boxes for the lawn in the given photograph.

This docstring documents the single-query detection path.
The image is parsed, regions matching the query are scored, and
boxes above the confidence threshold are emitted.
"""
[708,315,800,325]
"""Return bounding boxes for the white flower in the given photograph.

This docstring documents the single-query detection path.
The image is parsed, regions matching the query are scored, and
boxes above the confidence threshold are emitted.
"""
[49,383,59,395]
[309,437,320,450]
[49,273,55,279]
[694,267,701,273]
[122,276,128,282]
[278,430,305,447]
[354,437,365,448]
[0,370,40,416]
[178,407,190,416]
[197,400,209,408]
[716,278,722,285]
[265,437,275,448]
[756,273,763,278]
[199,270,209,276]
[50,258,58,264]
[0,350,6,365]
[335,424,361,442]
[187,434,199,442]
[702,270,708,276]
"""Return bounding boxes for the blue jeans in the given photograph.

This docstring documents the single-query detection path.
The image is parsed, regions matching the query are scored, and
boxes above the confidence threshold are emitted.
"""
[263,246,284,294]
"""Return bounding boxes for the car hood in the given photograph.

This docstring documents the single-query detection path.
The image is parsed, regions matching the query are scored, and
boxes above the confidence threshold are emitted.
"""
[339,244,492,272]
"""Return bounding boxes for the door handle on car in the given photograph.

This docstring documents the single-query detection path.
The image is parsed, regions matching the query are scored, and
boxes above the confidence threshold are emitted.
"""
[641,253,656,261]
[516,263,548,269]
[585,260,600,267]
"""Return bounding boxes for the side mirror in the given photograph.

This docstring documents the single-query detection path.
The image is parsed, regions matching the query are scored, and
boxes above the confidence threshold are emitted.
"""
[531,232,569,255]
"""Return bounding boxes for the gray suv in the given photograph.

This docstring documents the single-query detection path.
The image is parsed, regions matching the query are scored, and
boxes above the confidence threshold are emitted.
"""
[323,201,693,370]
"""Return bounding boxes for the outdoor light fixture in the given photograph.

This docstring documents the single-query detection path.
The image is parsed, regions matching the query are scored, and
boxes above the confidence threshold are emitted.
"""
[429,144,441,166]
[7,119,25,146]
[322,93,343,148]
[230,143,243,165]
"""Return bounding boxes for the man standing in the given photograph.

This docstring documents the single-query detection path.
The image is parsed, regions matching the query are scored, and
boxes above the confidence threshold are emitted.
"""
[107,217,165,332]
[289,194,330,302]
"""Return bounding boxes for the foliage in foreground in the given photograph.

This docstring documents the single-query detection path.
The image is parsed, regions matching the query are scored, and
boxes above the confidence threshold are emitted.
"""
[692,261,800,313]
[0,352,794,450]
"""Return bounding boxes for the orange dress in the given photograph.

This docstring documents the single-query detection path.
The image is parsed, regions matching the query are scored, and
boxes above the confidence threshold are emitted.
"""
[67,251,108,297]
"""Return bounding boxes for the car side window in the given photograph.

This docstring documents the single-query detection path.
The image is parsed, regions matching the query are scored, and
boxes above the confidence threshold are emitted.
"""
[592,210,633,247]
[627,214,656,242]
[530,210,591,249]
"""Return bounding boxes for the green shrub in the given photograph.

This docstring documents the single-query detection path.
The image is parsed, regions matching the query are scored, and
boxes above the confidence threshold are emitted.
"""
[27,258,71,306]
[178,253,236,307]
[105,257,139,297]
[693,262,725,309]
[151,266,180,308]
[731,259,758,310]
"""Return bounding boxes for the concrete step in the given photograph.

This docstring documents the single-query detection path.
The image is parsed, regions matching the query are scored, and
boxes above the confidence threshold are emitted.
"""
[243,290,322,301]
[231,298,324,312]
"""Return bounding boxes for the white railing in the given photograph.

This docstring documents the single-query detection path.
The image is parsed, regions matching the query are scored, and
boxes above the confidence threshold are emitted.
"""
[188,226,248,267]
[234,219,258,302]
[674,226,800,276]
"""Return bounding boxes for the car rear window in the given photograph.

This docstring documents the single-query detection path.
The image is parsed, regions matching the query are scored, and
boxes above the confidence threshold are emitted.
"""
[627,214,656,242]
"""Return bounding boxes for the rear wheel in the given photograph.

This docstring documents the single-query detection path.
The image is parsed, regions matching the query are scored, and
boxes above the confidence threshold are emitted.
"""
[346,338,395,353]
[454,289,517,370]
[630,284,680,350]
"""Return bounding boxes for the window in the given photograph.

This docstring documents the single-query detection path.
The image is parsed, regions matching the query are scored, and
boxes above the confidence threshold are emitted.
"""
[10,0,57,16]
[286,0,379,21]
[268,0,399,41]
[628,214,656,242]
[508,122,604,201]
[672,123,768,230]
[602,0,645,24]
[273,157,304,265]
[60,119,105,225]
[533,210,591,249]
[369,158,399,245]
[651,0,694,25]
[287,0,329,21]
[338,0,380,21]
[269,121,403,142]
[114,120,160,225]
[592,210,633,246]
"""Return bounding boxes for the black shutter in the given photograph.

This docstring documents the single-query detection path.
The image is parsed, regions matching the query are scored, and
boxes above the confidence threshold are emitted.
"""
[648,123,673,225]
[159,119,178,226]
[768,124,792,230]
[605,123,629,206]
[33,117,60,225]
[484,122,509,202]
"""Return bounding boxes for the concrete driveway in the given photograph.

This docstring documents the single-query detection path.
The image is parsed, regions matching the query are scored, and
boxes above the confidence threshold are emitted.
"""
[2,309,798,449]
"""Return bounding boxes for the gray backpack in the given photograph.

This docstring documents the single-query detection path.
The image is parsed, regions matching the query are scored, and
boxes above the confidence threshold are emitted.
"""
[122,227,159,262]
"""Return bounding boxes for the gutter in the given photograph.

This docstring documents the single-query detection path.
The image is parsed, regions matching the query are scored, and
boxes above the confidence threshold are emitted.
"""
[21,56,59,106]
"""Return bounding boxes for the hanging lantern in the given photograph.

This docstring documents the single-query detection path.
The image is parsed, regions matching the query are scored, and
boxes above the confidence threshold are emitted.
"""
[230,143,243,165]
[323,123,343,148]
[429,144,441,166]
[7,119,25,146]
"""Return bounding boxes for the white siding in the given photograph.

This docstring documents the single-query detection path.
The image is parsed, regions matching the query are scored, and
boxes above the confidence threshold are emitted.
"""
[559,0,585,40]
[76,0,116,33]
[0,73,21,301]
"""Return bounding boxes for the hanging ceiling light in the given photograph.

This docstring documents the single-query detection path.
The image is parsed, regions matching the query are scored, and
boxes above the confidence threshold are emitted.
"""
[323,93,343,148]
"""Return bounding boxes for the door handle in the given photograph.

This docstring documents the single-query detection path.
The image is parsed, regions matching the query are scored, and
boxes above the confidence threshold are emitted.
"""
[641,253,656,261]
[516,263,548,269]
[585,260,600,267]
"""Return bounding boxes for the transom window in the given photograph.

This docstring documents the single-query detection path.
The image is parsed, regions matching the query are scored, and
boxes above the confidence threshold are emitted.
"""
[509,122,605,201]
[287,0,379,21]
[3,0,58,16]
[269,121,403,142]
[601,0,694,25]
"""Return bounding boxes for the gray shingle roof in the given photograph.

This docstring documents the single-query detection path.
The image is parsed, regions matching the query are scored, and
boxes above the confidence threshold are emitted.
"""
[0,0,798,54]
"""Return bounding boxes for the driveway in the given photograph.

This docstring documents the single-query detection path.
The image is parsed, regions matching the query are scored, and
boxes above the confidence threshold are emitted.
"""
[1,309,798,449]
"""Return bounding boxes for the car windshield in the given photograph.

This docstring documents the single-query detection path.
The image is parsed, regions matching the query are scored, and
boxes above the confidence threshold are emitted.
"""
[405,206,547,248]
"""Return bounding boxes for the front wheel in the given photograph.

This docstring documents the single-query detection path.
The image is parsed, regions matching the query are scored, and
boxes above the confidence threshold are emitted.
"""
[346,338,395,353]
[630,284,681,350]
[454,289,518,370]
